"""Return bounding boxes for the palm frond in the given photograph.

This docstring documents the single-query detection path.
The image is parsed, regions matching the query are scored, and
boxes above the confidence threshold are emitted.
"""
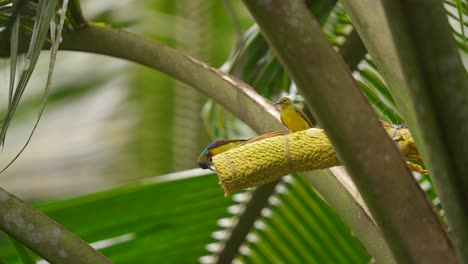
[444,0,467,50]
[8,3,19,108]
[4,235,35,264]
[0,0,88,149]
[0,0,73,176]
[205,175,370,263]
[0,169,233,263]
[0,0,58,146]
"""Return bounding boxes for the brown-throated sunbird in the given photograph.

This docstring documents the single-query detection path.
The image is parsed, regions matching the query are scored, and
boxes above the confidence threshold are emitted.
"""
[197,130,291,170]
[275,97,313,132]
[198,139,247,171]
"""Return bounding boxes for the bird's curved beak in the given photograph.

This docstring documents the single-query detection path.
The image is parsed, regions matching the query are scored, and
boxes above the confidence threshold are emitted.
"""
[274,101,280,106]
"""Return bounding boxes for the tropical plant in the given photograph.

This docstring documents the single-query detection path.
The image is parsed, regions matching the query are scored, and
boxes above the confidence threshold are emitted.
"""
[0,0,466,263]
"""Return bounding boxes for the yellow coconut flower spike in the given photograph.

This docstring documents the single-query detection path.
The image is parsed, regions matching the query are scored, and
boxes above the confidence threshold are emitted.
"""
[213,123,426,196]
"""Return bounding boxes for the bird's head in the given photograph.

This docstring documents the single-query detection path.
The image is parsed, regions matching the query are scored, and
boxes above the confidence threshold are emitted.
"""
[197,140,247,171]
[274,97,293,109]
[197,147,214,171]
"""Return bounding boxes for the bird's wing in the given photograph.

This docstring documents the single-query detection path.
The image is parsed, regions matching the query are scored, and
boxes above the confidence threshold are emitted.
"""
[209,139,248,155]
[245,130,291,144]
[295,106,314,127]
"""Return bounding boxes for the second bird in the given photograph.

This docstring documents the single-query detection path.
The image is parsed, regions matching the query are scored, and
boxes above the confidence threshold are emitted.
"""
[275,97,313,132]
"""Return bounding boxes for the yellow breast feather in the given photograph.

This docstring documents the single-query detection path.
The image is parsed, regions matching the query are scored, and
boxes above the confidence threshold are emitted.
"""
[275,97,313,132]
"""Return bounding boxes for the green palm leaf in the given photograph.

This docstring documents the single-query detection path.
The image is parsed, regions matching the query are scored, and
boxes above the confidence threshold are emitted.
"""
[207,175,369,263]
[0,0,58,145]
[0,170,233,263]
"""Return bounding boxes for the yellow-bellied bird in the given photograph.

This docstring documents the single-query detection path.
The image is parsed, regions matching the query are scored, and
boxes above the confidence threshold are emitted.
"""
[197,130,291,170]
[275,97,313,132]
[198,139,247,170]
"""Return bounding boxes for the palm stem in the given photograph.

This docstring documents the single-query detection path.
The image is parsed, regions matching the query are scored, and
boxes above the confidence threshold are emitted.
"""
[0,187,111,264]
[340,0,468,261]
[240,0,455,263]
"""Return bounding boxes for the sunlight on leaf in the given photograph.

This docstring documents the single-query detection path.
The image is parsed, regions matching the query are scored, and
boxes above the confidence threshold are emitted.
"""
[454,0,466,48]
[444,0,468,52]
[205,175,370,263]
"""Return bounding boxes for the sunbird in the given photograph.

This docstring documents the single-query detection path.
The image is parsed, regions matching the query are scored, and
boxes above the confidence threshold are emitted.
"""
[275,97,313,132]
[198,130,291,170]
[198,139,247,170]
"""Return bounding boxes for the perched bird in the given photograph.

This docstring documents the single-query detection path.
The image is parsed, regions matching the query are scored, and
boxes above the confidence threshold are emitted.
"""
[198,139,247,170]
[197,130,291,170]
[275,97,313,132]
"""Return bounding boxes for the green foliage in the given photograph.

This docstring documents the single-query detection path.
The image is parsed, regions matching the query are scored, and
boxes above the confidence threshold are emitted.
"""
[0,0,58,146]
[0,170,233,263]
[4,236,35,264]
[226,176,369,263]
[444,0,467,51]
